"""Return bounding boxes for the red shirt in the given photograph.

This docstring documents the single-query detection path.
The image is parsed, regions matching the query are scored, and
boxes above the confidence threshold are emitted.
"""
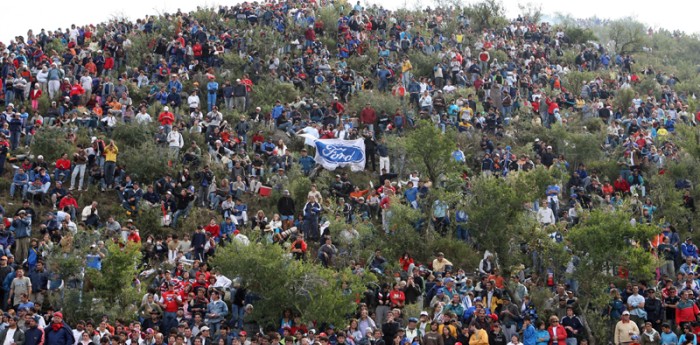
[389,289,405,307]
[58,196,78,210]
[158,112,175,125]
[613,179,630,193]
[69,84,85,97]
[161,290,181,313]
[400,257,414,271]
[241,78,253,93]
[128,231,141,243]
[204,224,220,239]
[56,159,71,170]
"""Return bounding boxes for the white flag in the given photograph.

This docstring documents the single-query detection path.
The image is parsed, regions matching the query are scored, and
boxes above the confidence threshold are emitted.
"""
[312,138,366,172]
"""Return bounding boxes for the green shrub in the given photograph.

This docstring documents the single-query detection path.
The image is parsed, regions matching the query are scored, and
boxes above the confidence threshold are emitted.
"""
[253,80,300,113]
[31,128,75,162]
[119,142,173,184]
[111,122,156,148]
[407,51,440,79]
[347,91,401,117]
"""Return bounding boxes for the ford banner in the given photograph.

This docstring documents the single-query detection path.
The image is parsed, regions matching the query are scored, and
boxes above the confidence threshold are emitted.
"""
[313,138,366,172]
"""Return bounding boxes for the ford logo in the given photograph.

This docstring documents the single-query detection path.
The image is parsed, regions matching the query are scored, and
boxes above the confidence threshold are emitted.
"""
[316,141,365,163]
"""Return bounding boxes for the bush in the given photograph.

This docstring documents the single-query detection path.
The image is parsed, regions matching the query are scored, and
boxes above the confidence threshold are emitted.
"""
[407,51,440,79]
[111,122,156,148]
[31,128,75,162]
[613,88,635,111]
[347,91,401,117]
[119,142,173,184]
[253,80,300,114]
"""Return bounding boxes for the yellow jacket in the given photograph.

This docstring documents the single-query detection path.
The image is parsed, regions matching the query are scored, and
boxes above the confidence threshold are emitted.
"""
[469,328,489,345]
[402,60,413,73]
[105,145,119,162]
[438,324,457,338]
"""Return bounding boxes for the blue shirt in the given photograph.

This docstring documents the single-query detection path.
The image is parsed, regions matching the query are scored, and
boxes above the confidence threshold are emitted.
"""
[86,253,102,270]
[660,331,677,345]
[522,324,537,345]
[433,200,448,218]
[404,187,418,203]
[272,105,285,119]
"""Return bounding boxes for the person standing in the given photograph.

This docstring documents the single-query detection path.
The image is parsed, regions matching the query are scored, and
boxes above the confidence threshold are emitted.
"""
[167,126,184,158]
[377,138,390,173]
[11,212,31,264]
[206,75,219,112]
[232,79,247,111]
[613,311,639,345]
[8,268,31,308]
[44,312,75,345]
[70,146,88,191]
[302,196,322,242]
[104,140,119,189]
[0,315,25,345]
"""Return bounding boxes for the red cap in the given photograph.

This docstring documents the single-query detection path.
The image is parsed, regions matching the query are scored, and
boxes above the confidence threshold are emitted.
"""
[54,312,64,319]
[240,331,247,337]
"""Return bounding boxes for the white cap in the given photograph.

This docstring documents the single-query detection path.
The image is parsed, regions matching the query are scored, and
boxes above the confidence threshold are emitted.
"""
[37,155,44,159]
[163,106,169,111]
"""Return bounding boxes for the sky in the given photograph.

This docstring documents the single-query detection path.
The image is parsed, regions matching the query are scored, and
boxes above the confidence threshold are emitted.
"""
[2,0,699,44]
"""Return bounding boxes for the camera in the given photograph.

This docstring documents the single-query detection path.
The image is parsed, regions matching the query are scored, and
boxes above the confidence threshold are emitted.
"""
[280,227,298,239]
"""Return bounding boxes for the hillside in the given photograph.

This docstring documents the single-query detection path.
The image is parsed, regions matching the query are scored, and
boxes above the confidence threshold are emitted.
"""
[1,0,700,343]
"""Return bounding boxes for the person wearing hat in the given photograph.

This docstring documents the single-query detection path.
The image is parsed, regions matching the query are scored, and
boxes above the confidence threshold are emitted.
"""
[206,75,219,112]
[681,237,699,262]
[430,288,450,309]
[232,79,248,111]
[613,311,639,345]
[45,311,75,345]
[158,106,175,135]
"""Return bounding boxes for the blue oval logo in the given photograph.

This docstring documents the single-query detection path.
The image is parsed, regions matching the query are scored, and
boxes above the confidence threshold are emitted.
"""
[316,141,365,163]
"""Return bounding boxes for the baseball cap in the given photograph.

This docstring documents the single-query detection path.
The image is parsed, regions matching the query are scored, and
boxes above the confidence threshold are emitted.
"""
[54,312,64,319]
[239,331,247,337]
[420,311,429,316]
[622,310,630,316]
[201,326,210,332]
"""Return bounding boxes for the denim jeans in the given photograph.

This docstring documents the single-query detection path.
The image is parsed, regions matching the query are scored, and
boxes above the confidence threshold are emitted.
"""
[104,162,117,186]
[172,209,188,228]
[54,169,70,183]
[230,302,246,330]
[10,183,28,198]
[70,164,86,189]
[207,93,217,112]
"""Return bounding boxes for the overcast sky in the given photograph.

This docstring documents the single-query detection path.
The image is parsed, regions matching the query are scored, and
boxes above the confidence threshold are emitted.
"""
[2,0,698,44]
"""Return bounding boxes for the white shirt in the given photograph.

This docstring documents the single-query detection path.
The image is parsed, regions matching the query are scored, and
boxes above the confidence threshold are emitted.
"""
[135,113,152,124]
[102,115,117,128]
[187,95,200,108]
[213,274,232,289]
[420,95,432,107]
[167,131,184,148]
[80,75,92,90]
[537,207,555,225]
[3,327,15,345]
